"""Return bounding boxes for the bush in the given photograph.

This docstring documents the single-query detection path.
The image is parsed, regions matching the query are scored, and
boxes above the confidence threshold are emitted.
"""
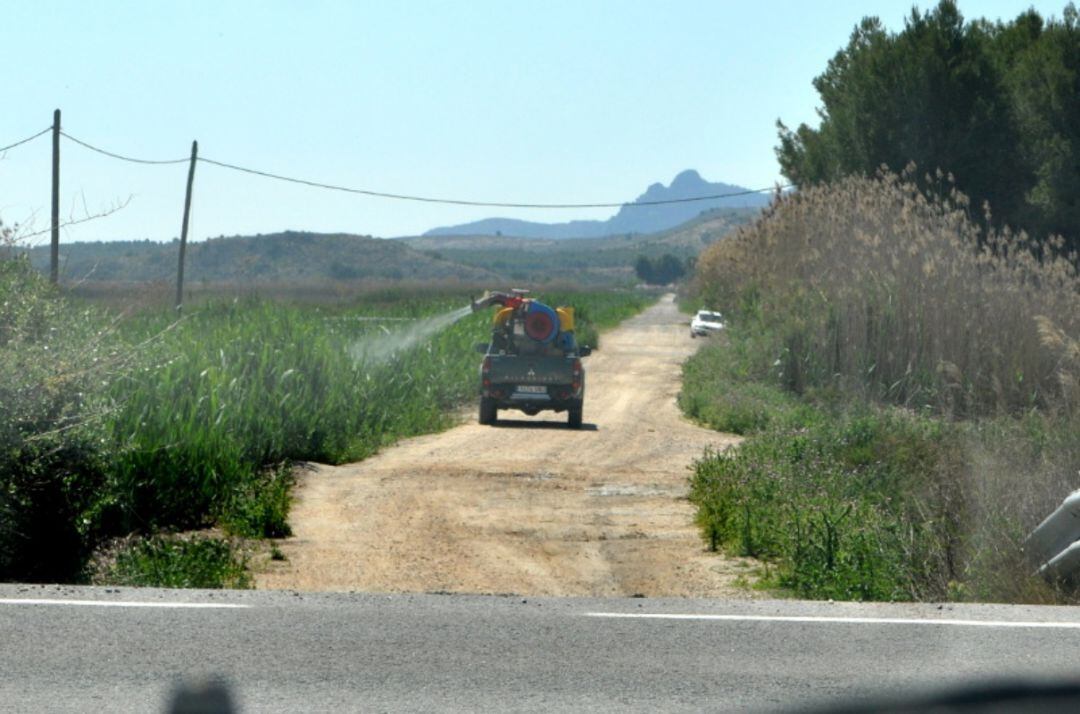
[220,465,294,538]
[689,406,1080,603]
[97,535,251,589]
[680,340,822,434]
[691,409,966,600]
[0,258,116,581]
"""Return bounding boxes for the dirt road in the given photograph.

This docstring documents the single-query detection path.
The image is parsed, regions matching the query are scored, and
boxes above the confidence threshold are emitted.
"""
[257,294,751,596]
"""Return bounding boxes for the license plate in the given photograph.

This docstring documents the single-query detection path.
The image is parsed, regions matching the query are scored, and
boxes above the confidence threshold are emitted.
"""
[516,385,547,394]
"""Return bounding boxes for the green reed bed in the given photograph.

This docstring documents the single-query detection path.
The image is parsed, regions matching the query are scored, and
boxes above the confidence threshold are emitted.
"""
[0,268,651,584]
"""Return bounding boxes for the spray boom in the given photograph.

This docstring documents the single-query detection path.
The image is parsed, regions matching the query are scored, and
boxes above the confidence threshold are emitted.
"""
[470,289,530,312]
[471,289,577,350]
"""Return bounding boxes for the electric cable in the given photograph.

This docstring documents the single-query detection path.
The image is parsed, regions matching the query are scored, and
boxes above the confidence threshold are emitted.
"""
[59,129,790,208]
[0,127,52,154]
[197,155,787,208]
[60,131,189,165]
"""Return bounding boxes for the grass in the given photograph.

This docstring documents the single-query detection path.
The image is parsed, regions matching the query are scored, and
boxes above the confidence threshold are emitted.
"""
[95,535,252,589]
[689,404,963,601]
[680,337,821,435]
[685,336,1080,603]
[684,171,1080,603]
[0,266,653,586]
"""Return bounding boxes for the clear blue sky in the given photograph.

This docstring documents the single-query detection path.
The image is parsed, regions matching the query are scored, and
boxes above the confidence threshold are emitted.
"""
[1,1,1069,244]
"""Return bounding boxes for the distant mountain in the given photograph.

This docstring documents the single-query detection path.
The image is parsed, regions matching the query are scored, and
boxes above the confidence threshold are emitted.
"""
[423,170,771,239]
[17,198,759,290]
[24,232,500,284]
[402,205,759,286]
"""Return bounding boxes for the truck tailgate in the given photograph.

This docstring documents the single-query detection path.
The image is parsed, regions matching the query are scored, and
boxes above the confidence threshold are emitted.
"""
[488,355,573,384]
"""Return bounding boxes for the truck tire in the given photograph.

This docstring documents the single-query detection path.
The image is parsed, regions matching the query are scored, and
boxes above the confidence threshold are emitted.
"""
[479,397,496,425]
[568,402,583,430]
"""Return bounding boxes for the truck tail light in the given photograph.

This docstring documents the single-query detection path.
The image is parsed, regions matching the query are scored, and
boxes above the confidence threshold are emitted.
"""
[482,357,492,388]
[571,358,581,392]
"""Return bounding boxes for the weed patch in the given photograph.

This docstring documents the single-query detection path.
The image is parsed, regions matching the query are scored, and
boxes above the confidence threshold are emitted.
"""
[95,535,251,589]
[685,172,1080,603]
[680,341,822,434]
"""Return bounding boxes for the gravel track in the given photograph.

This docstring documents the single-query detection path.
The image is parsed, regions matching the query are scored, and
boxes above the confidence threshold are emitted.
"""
[256,294,750,596]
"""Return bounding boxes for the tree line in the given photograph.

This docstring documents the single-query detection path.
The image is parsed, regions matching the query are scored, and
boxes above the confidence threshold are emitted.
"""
[634,253,690,285]
[777,1,1080,253]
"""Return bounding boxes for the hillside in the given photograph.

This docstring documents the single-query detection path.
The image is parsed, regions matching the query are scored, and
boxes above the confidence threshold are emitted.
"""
[402,206,759,284]
[18,203,759,289]
[25,232,500,285]
[424,170,770,239]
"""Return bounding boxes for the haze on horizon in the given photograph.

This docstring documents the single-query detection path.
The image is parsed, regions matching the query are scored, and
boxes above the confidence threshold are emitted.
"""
[0,0,1068,244]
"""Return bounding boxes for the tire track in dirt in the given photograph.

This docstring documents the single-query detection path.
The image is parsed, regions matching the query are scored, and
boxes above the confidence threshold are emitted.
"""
[257,294,755,597]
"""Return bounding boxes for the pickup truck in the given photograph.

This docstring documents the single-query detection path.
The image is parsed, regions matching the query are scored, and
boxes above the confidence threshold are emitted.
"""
[472,290,591,428]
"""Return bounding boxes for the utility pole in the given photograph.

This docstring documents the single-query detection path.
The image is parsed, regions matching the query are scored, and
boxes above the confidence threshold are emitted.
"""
[176,140,198,311]
[50,109,60,284]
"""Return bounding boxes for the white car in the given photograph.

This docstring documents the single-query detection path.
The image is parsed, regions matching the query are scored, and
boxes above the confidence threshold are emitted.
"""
[690,310,724,338]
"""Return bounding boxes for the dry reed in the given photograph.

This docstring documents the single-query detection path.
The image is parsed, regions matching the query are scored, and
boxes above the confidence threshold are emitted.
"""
[695,167,1080,417]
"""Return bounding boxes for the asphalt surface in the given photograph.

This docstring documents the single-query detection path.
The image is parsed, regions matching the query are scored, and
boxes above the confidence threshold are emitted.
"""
[3,585,1080,713]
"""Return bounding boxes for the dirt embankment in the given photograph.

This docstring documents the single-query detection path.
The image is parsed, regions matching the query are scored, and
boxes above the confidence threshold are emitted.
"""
[257,294,753,597]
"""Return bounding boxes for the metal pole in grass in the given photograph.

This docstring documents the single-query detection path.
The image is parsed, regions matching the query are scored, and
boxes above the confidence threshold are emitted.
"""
[176,140,198,312]
[50,109,60,284]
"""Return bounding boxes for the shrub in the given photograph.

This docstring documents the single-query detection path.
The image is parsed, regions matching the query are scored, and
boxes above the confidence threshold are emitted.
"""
[97,535,251,589]
[680,340,822,434]
[0,258,117,581]
[690,410,965,600]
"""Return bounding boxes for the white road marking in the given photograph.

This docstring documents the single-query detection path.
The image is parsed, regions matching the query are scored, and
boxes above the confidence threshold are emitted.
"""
[584,612,1080,629]
[0,598,249,609]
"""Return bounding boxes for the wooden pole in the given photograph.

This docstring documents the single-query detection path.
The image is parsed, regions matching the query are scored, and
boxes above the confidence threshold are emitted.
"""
[176,140,198,311]
[50,109,60,284]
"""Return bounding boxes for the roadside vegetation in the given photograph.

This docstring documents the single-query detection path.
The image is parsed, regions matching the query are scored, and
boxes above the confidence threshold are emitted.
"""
[92,535,253,589]
[0,258,652,587]
[777,1,1080,256]
[682,171,1080,603]
[401,207,756,287]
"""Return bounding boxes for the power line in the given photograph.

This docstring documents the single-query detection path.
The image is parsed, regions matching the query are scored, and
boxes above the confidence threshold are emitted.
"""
[58,129,790,208]
[60,131,189,165]
[198,156,788,208]
[0,127,52,154]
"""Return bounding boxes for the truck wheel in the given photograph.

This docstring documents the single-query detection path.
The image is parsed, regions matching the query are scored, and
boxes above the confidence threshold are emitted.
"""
[479,398,496,425]
[568,402,583,429]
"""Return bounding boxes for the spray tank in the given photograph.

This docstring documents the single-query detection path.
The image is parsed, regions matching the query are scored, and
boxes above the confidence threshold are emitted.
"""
[472,289,589,428]
[471,289,578,353]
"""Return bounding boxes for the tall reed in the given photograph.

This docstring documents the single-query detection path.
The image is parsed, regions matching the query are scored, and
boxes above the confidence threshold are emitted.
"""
[695,168,1080,417]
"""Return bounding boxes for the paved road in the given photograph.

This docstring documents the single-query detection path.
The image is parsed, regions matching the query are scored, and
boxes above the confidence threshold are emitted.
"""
[3,585,1080,712]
